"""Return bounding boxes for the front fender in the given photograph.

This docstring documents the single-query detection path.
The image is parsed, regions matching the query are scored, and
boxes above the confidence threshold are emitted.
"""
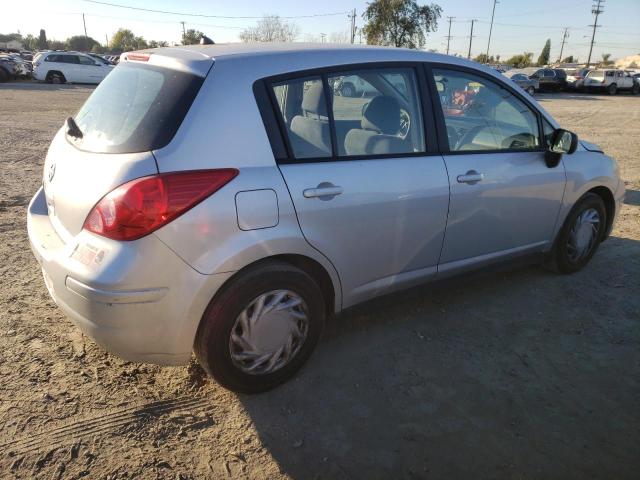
[551,149,622,242]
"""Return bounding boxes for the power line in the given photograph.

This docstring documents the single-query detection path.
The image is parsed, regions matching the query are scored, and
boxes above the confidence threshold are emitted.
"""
[587,0,605,66]
[467,19,476,59]
[82,0,349,19]
[445,16,454,55]
[485,0,499,62]
[558,27,569,62]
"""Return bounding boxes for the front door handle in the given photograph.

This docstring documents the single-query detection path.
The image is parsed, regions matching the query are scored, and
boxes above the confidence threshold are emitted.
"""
[457,170,484,185]
[303,182,343,200]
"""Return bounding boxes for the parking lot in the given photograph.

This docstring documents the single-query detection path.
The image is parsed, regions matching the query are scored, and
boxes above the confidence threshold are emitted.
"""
[0,83,638,479]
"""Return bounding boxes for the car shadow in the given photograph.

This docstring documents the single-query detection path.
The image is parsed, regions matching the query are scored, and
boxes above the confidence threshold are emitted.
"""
[536,93,604,101]
[236,236,640,479]
[624,189,640,206]
[0,81,96,91]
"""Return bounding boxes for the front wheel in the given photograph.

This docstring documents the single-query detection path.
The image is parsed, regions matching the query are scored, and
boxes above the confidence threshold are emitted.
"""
[632,83,639,95]
[549,193,606,274]
[608,83,617,95]
[194,261,325,393]
[527,86,535,96]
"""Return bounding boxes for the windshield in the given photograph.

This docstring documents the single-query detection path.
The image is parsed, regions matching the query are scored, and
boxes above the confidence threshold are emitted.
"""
[73,62,204,154]
[588,70,604,79]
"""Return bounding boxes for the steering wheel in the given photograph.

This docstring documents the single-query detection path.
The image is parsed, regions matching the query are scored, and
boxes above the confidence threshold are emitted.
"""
[398,109,411,139]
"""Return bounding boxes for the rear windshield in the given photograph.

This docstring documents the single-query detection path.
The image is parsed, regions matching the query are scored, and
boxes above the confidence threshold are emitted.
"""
[73,62,204,154]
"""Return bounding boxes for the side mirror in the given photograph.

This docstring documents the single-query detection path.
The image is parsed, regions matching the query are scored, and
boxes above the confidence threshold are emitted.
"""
[545,128,578,168]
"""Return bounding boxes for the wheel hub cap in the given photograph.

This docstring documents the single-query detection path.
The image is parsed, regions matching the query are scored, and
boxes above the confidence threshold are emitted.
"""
[229,290,309,375]
[567,208,600,262]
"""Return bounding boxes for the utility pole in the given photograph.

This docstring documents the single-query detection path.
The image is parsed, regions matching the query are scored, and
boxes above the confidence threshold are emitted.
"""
[348,9,357,44]
[105,33,108,48]
[485,0,498,63]
[586,0,604,66]
[445,16,454,55]
[467,19,476,60]
[180,21,186,43]
[320,33,326,43]
[82,13,88,51]
[558,28,569,63]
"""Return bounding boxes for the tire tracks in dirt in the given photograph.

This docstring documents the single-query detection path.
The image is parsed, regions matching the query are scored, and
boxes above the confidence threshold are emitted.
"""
[2,396,213,455]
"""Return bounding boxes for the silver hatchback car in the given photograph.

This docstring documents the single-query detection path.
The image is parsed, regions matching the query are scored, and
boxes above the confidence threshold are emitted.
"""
[28,44,624,393]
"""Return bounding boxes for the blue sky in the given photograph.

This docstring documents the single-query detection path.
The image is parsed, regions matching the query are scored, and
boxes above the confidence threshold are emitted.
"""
[2,0,639,61]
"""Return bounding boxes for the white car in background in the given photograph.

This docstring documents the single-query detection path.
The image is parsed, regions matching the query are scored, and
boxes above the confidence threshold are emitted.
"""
[32,51,114,84]
[582,69,639,95]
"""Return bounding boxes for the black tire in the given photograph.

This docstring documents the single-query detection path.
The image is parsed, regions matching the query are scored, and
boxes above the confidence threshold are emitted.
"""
[0,68,8,83]
[632,83,640,95]
[527,86,535,96]
[341,82,356,97]
[608,83,617,95]
[194,260,326,393]
[549,193,606,274]
[46,71,66,84]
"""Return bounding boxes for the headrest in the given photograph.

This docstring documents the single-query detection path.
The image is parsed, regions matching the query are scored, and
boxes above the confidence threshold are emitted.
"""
[361,96,401,134]
[301,82,327,116]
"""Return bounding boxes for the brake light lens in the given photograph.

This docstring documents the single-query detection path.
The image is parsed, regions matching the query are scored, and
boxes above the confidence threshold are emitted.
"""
[83,169,238,241]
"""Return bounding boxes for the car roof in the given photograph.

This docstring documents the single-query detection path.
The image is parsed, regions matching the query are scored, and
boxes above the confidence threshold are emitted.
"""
[121,43,491,78]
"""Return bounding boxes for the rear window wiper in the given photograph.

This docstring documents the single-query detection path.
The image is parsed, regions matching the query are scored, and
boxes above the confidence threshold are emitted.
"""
[66,117,83,140]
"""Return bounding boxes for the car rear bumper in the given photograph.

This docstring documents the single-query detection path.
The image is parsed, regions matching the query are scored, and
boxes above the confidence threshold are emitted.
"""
[27,187,233,365]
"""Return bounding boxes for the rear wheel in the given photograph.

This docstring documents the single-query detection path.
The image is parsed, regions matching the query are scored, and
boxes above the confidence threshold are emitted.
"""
[194,261,325,393]
[527,86,535,96]
[632,83,640,95]
[549,193,606,274]
[608,83,617,95]
[46,71,66,84]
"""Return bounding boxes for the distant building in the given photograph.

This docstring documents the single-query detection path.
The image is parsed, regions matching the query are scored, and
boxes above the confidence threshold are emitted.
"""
[0,39,24,51]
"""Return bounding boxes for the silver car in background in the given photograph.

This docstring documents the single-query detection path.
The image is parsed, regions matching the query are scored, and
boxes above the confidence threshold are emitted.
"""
[503,70,539,95]
[27,44,624,393]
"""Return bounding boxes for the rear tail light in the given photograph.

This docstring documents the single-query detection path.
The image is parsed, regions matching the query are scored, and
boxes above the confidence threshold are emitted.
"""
[83,169,238,241]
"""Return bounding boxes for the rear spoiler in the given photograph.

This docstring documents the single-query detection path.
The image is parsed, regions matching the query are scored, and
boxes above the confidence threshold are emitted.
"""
[121,48,214,77]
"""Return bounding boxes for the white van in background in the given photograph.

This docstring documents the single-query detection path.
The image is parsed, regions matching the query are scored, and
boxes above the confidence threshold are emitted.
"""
[32,52,114,84]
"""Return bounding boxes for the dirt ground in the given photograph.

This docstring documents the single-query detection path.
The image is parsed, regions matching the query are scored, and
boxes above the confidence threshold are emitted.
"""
[0,83,638,480]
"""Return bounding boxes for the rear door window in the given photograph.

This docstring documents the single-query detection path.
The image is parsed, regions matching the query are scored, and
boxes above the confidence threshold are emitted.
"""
[329,68,424,156]
[73,63,204,154]
[78,55,96,66]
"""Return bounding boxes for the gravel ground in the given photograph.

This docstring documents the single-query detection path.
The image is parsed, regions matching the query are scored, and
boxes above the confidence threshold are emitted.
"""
[0,83,638,480]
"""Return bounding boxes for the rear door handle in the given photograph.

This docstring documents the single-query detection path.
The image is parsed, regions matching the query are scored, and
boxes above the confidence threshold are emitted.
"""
[457,170,484,185]
[303,184,343,199]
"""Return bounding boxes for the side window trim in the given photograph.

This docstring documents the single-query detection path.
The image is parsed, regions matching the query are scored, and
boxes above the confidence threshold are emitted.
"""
[424,62,545,155]
[255,62,438,164]
[321,73,339,158]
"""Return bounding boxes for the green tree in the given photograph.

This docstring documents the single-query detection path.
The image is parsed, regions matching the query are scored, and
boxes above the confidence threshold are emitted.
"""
[474,53,494,64]
[66,35,99,52]
[601,53,612,65]
[38,29,48,49]
[49,39,65,50]
[23,34,38,50]
[537,38,551,66]
[0,33,22,42]
[362,0,442,49]
[181,29,204,45]
[506,52,534,68]
[110,28,138,52]
[561,55,575,63]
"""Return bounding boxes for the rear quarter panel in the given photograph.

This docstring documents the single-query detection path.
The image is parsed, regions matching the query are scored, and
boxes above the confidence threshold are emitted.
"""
[152,56,343,310]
